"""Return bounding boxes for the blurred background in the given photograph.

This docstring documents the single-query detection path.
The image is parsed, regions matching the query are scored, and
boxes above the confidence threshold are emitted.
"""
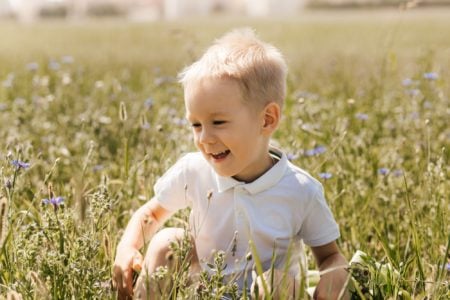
[1,0,449,22]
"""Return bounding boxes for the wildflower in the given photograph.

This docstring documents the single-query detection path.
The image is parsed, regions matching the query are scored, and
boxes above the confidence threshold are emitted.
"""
[423,72,438,80]
[406,89,420,97]
[355,113,369,121]
[0,103,7,111]
[140,113,151,129]
[295,91,319,101]
[173,117,187,126]
[446,262,450,272]
[393,169,403,177]
[98,116,112,124]
[14,98,26,106]
[319,172,332,179]
[48,60,60,71]
[144,97,154,109]
[62,73,72,85]
[94,81,104,89]
[410,112,419,120]
[42,196,64,207]
[423,101,432,109]
[305,146,326,157]
[5,179,12,189]
[93,165,104,172]
[11,160,30,170]
[2,74,14,88]
[287,153,299,161]
[378,168,390,175]
[402,78,413,86]
[26,62,39,71]
[154,76,174,86]
[61,55,74,64]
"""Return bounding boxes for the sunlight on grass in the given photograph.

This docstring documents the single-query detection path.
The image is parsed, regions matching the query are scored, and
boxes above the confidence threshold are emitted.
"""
[0,9,449,299]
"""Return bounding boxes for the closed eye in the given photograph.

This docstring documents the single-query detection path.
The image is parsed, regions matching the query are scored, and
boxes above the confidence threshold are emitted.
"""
[213,120,226,125]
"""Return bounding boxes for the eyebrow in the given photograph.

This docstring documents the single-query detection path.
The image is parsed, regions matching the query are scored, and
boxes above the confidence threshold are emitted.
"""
[185,111,229,120]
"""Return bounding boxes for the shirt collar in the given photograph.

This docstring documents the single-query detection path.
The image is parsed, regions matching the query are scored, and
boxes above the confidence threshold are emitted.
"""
[215,147,287,194]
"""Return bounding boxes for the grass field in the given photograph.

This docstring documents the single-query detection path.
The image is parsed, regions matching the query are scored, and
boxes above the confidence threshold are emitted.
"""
[0,8,449,299]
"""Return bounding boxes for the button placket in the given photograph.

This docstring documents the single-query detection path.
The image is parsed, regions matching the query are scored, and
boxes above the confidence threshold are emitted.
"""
[233,185,250,258]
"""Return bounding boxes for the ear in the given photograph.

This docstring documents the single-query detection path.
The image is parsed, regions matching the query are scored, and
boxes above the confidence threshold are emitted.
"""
[261,102,280,136]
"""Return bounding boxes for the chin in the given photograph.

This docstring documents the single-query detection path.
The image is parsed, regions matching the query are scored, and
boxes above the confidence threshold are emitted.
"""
[211,166,235,178]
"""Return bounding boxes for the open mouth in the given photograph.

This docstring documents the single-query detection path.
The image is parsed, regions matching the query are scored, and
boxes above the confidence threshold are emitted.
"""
[210,150,230,160]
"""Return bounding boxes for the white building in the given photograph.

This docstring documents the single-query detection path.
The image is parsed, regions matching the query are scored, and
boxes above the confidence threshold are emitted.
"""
[0,0,11,15]
[245,0,305,16]
[4,0,307,22]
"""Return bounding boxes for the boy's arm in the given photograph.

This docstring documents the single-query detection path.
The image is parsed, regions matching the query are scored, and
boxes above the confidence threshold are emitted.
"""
[113,198,171,299]
[117,198,171,250]
[311,241,350,300]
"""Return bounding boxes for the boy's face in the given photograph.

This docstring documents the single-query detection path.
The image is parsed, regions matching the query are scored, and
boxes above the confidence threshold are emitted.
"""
[185,77,272,182]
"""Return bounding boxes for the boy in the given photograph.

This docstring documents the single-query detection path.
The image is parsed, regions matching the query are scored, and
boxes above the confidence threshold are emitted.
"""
[113,28,349,299]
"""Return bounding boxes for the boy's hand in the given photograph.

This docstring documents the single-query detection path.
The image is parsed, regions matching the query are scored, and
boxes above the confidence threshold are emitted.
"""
[313,267,350,300]
[311,242,350,300]
[113,245,143,299]
[251,269,298,299]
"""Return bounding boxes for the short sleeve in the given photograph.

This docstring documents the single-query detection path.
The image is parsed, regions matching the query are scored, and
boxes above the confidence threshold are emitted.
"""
[299,187,340,247]
[153,154,191,212]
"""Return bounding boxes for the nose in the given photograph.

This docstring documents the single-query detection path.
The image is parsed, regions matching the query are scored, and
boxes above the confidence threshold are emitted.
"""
[198,127,215,145]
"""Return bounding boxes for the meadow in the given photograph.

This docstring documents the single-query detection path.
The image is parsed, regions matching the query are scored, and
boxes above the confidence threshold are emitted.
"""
[0,8,449,299]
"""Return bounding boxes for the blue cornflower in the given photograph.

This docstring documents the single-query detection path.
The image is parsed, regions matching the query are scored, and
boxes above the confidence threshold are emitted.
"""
[355,113,369,121]
[393,169,403,177]
[11,160,30,170]
[287,153,299,161]
[144,97,154,109]
[423,72,438,80]
[93,164,104,172]
[61,55,74,64]
[48,60,60,71]
[305,146,327,156]
[378,168,390,176]
[406,89,420,96]
[446,262,450,272]
[26,62,39,71]
[402,78,413,86]
[173,118,188,126]
[42,196,64,207]
[410,112,419,120]
[319,172,332,179]
[423,101,432,109]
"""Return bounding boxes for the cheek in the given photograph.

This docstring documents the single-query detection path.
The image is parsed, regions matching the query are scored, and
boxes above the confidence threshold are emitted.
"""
[192,132,201,147]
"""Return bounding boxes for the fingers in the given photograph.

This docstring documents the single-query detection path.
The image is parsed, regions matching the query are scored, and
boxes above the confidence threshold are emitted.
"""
[132,251,143,272]
[113,265,133,300]
[123,268,134,296]
[113,248,144,299]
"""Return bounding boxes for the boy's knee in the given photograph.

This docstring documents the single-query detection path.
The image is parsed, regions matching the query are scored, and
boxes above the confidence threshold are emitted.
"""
[145,228,184,263]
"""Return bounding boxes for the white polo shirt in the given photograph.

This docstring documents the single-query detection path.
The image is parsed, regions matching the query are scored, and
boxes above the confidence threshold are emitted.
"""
[154,148,340,286]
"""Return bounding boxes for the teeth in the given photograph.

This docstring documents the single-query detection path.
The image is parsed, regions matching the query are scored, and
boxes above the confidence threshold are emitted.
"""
[211,150,229,156]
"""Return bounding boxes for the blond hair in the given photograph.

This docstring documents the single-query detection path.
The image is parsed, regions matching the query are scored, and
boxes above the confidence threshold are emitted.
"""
[178,28,288,109]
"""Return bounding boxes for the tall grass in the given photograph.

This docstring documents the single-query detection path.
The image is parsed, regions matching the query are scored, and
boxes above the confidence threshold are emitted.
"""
[0,8,449,299]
